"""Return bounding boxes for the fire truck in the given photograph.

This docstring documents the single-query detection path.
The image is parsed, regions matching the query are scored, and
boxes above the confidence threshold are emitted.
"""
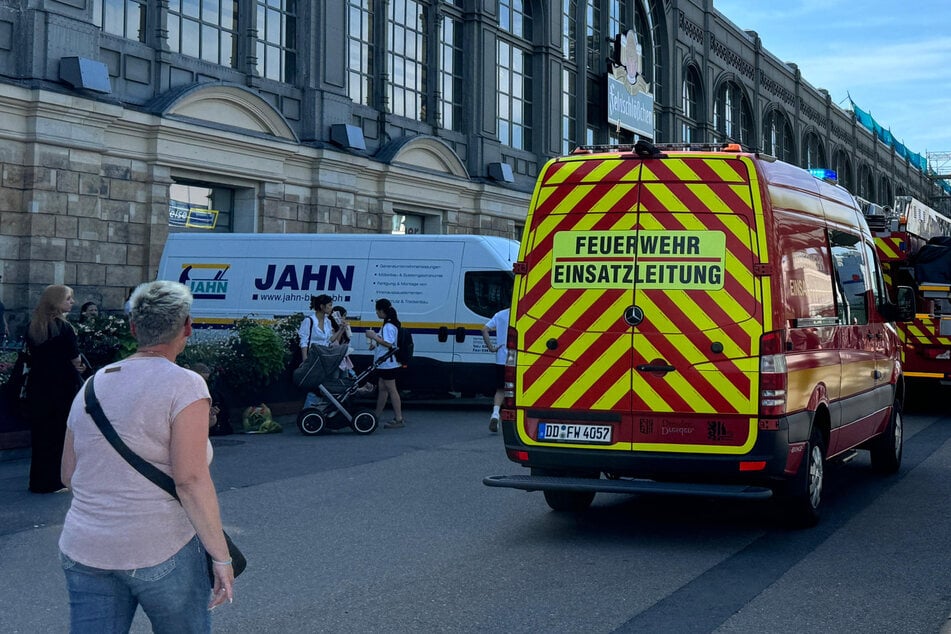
[864,195,951,387]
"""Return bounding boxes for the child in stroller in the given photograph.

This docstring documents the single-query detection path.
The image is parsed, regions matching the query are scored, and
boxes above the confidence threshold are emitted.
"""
[294,343,395,435]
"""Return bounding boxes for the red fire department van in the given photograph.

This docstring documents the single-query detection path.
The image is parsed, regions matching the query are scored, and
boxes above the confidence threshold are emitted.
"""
[484,141,914,526]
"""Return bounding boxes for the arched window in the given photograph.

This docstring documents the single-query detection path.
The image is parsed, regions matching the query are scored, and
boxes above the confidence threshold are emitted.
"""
[714,80,752,146]
[833,149,853,192]
[632,2,653,86]
[762,107,793,162]
[681,65,702,143]
[879,175,893,206]
[858,164,875,200]
[498,0,533,150]
[802,131,826,170]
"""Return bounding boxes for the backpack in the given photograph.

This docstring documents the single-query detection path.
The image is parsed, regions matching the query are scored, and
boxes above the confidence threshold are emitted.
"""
[395,325,414,367]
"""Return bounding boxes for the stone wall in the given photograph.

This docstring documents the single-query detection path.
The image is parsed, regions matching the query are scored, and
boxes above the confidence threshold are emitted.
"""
[0,85,529,336]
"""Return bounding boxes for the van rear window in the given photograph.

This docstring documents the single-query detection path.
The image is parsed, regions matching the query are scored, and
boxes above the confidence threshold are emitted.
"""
[465,271,514,318]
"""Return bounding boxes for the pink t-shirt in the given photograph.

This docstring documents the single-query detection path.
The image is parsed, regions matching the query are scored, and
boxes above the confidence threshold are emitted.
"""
[59,357,211,569]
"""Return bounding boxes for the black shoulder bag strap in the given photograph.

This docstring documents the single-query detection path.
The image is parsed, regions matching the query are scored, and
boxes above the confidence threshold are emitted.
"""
[83,374,179,501]
[305,315,314,347]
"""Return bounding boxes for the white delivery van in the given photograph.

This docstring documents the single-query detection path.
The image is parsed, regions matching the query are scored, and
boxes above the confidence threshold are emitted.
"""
[157,233,517,395]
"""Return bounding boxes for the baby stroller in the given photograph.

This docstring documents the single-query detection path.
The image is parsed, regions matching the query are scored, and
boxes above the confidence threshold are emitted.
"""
[294,344,394,436]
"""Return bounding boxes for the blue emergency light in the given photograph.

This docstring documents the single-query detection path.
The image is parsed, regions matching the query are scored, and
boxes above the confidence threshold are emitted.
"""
[809,168,838,182]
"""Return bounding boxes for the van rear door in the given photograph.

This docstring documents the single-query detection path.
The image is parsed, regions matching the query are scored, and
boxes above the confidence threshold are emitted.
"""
[516,157,643,447]
[515,154,764,454]
[630,156,763,454]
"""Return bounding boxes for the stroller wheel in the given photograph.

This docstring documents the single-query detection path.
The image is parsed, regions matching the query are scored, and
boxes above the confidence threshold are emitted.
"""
[297,409,326,436]
[350,409,378,435]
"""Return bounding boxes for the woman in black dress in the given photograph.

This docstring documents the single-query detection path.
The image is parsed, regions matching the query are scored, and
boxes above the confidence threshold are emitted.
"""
[25,284,85,493]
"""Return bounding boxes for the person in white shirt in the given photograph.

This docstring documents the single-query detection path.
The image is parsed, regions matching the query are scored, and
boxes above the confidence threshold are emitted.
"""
[365,298,405,429]
[481,307,510,433]
[297,294,345,362]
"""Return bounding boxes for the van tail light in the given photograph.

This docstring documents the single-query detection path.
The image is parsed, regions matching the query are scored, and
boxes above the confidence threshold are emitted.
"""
[501,326,518,411]
[759,330,788,418]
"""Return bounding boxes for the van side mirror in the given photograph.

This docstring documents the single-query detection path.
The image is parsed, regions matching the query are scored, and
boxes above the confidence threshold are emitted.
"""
[879,286,915,322]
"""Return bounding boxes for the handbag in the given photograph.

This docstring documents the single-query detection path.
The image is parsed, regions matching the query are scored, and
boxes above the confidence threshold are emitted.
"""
[82,375,247,584]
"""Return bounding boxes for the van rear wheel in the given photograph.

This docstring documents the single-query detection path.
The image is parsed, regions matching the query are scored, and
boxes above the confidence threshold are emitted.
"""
[870,402,903,474]
[532,468,597,512]
[781,426,824,528]
[543,489,596,512]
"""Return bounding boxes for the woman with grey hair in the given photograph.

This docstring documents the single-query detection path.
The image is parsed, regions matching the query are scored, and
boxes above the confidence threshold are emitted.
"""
[59,281,235,632]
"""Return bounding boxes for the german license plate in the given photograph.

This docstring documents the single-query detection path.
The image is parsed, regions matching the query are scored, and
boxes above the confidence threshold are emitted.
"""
[537,422,612,444]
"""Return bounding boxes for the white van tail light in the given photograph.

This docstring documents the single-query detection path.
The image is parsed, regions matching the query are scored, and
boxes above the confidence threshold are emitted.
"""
[759,330,787,418]
[502,326,518,411]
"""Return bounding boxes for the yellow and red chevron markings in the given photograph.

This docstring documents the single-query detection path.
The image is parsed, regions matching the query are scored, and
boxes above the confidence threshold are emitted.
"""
[874,235,910,262]
[516,155,766,421]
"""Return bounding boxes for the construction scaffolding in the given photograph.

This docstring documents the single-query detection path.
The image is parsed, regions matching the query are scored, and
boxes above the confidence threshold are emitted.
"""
[927,151,951,213]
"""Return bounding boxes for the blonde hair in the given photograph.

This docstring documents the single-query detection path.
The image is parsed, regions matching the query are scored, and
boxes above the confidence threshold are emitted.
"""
[28,285,74,345]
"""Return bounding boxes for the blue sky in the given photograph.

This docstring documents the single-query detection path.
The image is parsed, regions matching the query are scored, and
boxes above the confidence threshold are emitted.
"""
[713,0,951,169]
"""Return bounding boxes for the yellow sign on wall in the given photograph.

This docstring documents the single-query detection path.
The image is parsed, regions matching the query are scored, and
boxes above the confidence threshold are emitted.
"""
[551,230,726,290]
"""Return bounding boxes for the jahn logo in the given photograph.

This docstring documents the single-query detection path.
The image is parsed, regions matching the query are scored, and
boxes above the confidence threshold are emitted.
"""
[179,264,230,300]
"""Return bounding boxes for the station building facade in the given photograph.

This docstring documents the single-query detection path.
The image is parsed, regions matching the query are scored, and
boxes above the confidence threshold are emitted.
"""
[0,0,941,327]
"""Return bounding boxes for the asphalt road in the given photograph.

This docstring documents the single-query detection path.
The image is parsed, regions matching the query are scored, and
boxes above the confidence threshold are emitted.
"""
[1,397,950,633]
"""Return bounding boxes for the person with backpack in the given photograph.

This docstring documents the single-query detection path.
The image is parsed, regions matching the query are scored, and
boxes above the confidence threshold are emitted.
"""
[365,298,405,429]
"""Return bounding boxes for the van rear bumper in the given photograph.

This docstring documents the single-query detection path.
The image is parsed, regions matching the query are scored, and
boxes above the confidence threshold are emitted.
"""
[490,415,808,494]
[482,473,773,500]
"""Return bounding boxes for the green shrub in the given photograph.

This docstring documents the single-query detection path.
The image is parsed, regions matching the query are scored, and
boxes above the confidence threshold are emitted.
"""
[178,316,298,395]
[225,317,287,389]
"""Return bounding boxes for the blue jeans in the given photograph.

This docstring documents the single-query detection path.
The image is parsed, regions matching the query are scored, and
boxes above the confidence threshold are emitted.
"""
[61,535,211,634]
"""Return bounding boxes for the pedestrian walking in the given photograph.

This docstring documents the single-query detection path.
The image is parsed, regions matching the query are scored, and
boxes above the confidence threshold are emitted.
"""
[59,280,235,632]
[481,307,510,433]
[366,298,404,428]
[25,284,86,493]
